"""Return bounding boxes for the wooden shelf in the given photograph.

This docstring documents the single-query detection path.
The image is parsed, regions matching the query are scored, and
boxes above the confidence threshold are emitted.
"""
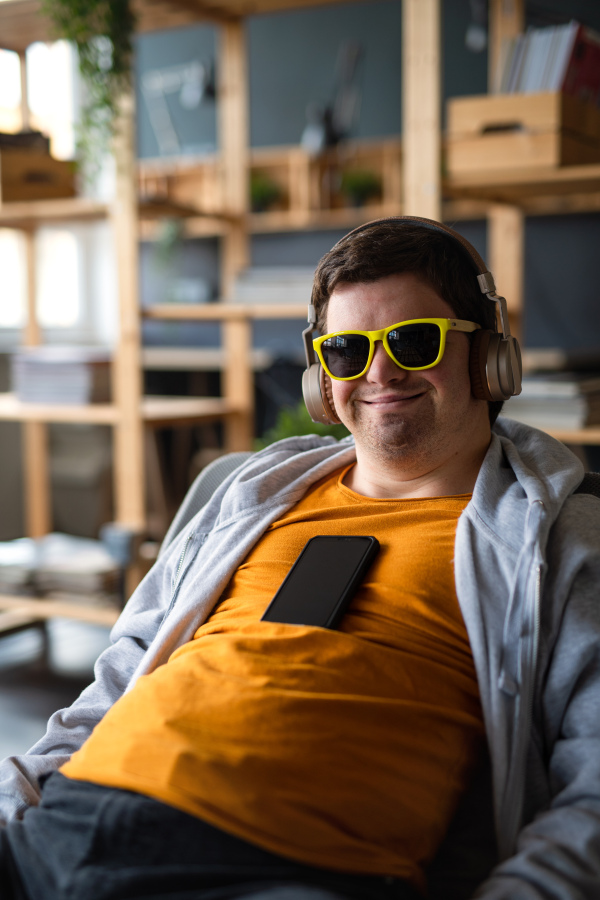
[143,302,307,321]
[0,592,120,627]
[0,0,354,54]
[141,395,235,426]
[444,163,600,213]
[0,393,118,424]
[142,346,274,371]
[539,426,600,447]
[0,197,109,227]
[0,393,234,426]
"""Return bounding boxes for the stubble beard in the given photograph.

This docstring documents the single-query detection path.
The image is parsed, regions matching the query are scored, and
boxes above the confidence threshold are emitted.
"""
[346,391,445,470]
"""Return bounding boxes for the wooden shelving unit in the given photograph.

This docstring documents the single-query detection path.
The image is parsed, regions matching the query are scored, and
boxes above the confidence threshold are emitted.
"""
[0,0,599,634]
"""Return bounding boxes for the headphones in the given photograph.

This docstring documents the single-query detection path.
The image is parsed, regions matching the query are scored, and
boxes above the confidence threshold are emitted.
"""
[301,215,522,426]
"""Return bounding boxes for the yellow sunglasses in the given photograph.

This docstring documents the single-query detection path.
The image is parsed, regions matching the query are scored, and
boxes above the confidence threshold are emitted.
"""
[313,317,481,381]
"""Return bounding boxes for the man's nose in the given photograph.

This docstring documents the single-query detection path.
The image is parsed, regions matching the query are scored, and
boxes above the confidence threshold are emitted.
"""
[365,341,406,383]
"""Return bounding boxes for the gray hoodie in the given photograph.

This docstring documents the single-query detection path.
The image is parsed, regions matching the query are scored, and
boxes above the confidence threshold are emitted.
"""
[1,417,600,898]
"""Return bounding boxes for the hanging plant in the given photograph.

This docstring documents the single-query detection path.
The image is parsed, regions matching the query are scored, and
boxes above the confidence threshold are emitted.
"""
[42,0,136,174]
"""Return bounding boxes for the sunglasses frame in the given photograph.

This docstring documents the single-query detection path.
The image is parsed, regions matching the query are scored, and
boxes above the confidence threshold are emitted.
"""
[313,317,481,381]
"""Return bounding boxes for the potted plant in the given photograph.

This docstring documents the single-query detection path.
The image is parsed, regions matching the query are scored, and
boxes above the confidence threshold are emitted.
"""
[249,171,283,213]
[42,0,135,173]
[339,169,382,207]
[255,400,349,450]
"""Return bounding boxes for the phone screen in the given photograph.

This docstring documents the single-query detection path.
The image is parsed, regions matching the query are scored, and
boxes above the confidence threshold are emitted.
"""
[261,535,379,629]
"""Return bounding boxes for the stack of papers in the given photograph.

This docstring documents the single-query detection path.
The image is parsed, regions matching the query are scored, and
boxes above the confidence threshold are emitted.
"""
[11,347,111,405]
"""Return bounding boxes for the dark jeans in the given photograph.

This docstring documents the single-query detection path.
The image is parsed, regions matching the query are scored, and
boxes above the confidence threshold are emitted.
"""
[0,773,420,900]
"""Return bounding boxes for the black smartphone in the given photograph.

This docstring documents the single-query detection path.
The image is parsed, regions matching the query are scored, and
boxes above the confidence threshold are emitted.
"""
[261,535,380,629]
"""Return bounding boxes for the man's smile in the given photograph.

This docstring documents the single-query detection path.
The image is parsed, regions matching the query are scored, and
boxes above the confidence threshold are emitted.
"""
[355,388,429,408]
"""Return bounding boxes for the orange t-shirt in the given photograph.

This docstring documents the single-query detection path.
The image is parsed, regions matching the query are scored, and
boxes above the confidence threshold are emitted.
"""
[62,465,484,891]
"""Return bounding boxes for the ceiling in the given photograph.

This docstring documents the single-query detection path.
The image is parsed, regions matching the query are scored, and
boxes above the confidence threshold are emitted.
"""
[0,0,352,53]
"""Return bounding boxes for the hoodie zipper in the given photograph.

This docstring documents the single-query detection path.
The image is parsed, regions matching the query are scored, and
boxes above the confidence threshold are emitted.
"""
[171,532,194,600]
[498,505,545,859]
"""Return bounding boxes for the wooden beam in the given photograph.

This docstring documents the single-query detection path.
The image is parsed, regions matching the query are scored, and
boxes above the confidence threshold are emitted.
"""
[218,17,250,299]
[222,318,254,450]
[21,228,51,537]
[111,89,146,532]
[487,204,523,342]
[218,17,253,449]
[487,0,525,345]
[23,422,51,537]
[19,51,30,130]
[402,0,441,220]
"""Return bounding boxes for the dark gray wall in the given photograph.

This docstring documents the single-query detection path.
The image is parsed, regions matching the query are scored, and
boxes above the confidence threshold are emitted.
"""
[524,214,600,350]
[135,26,218,159]
[135,0,491,157]
[247,0,403,147]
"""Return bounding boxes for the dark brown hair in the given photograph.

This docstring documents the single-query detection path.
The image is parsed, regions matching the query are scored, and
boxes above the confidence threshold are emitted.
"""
[311,221,503,423]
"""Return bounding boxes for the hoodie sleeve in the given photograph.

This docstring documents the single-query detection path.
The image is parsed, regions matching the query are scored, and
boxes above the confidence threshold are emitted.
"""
[472,495,600,899]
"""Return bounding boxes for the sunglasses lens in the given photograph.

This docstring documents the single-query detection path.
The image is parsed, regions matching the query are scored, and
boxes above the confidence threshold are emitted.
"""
[321,334,371,378]
[388,323,442,368]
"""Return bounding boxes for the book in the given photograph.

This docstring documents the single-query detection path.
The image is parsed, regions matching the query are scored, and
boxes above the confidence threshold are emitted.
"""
[499,20,600,104]
[503,371,600,429]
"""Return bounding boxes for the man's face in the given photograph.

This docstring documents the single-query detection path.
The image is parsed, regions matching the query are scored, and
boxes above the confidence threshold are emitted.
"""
[325,271,491,476]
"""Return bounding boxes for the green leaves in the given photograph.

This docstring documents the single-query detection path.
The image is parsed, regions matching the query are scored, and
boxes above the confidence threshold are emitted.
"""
[42,0,136,175]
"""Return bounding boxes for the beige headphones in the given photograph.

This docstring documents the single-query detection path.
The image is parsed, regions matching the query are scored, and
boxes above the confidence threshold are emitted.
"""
[302,215,522,426]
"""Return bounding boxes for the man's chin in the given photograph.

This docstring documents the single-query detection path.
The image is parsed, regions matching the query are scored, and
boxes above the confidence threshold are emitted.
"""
[352,415,430,459]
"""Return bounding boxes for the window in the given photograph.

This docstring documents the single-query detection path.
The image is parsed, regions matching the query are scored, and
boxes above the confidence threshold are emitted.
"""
[27,40,76,160]
[0,231,26,329]
[0,49,21,133]
[36,229,81,328]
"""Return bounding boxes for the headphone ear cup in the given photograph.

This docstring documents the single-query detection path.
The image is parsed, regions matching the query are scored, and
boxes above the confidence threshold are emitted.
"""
[321,369,341,425]
[469,329,495,401]
[470,330,522,402]
[302,363,342,425]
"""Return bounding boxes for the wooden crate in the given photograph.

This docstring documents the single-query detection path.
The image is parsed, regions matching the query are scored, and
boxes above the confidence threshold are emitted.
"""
[447,92,600,174]
[0,147,76,203]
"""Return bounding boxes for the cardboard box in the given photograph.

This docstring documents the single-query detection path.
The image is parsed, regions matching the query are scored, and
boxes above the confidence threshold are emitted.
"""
[0,146,76,203]
[446,92,600,174]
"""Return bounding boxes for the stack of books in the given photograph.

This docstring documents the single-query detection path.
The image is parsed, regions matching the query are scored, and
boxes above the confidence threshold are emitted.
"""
[0,538,37,596]
[232,268,315,305]
[11,346,111,405]
[0,533,121,600]
[498,20,600,103]
[503,371,600,430]
[34,533,121,596]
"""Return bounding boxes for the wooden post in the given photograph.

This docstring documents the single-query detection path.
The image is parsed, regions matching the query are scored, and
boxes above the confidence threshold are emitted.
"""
[222,317,254,451]
[218,18,253,450]
[487,204,524,340]
[19,51,30,131]
[111,89,145,535]
[402,0,442,221]
[22,228,51,537]
[487,0,525,342]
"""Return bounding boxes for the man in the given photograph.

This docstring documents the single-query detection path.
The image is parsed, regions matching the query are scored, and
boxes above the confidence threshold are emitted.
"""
[1,217,600,900]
